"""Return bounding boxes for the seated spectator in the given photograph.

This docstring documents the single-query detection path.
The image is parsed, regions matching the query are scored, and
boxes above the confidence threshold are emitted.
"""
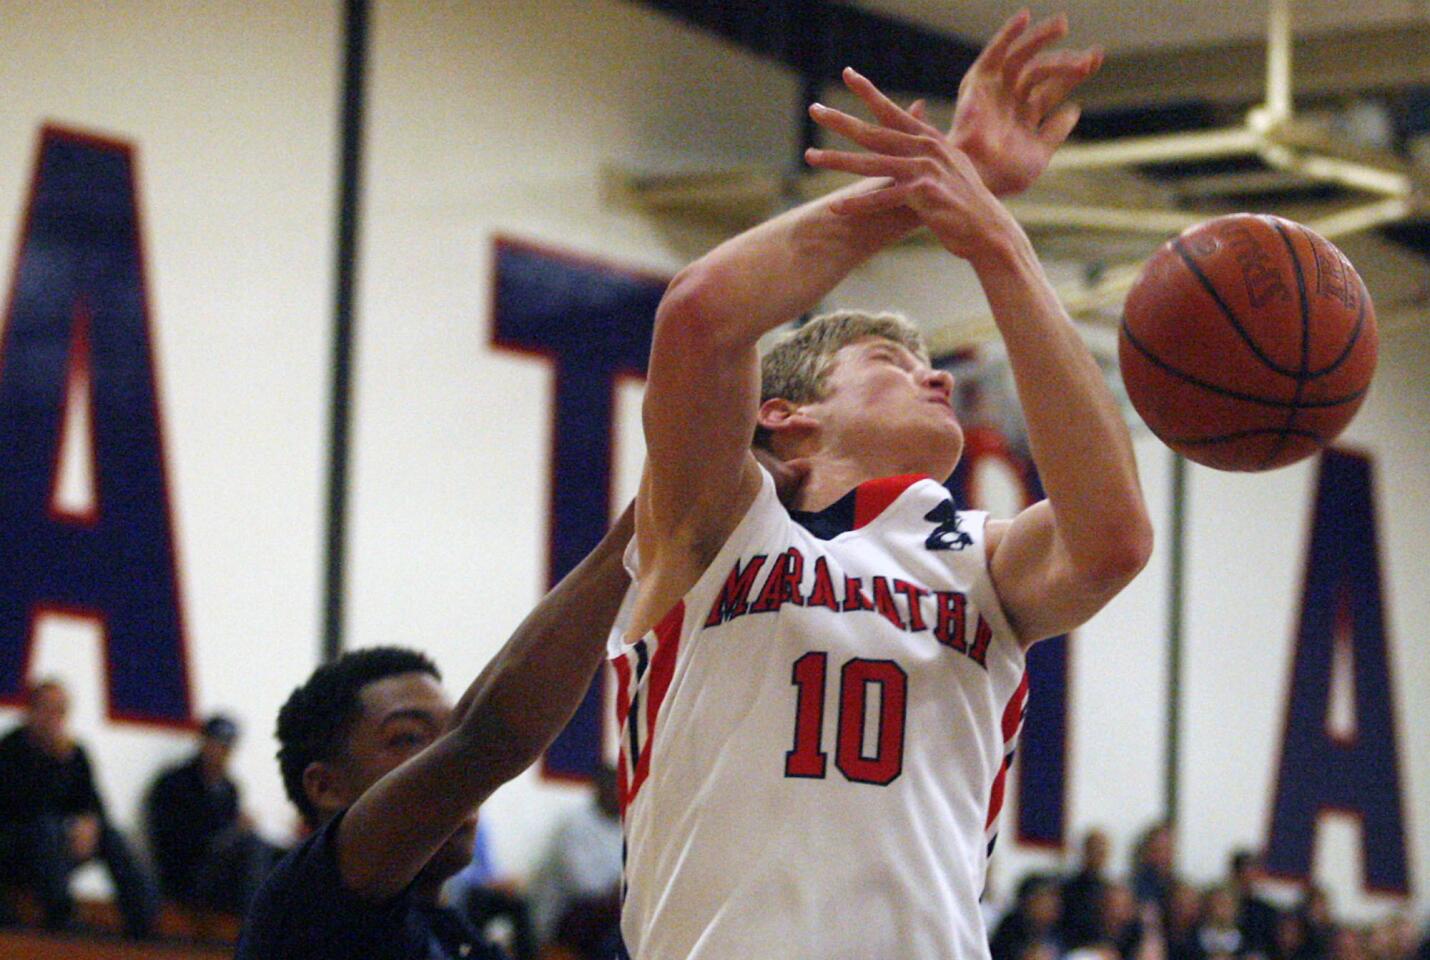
[1272,909,1317,960]
[1063,828,1112,948]
[527,766,622,960]
[446,817,536,960]
[1366,915,1418,960]
[145,713,284,915]
[1132,822,1178,918]
[0,679,158,939]
[1094,881,1144,960]
[991,875,1064,960]
[1198,885,1246,960]
[1229,849,1279,957]
[1329,927,1368,960]
[1165,880,1206,960]
[1300,885,1337,960]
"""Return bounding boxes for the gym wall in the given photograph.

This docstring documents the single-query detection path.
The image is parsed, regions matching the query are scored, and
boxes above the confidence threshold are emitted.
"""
[0,0,1424,923]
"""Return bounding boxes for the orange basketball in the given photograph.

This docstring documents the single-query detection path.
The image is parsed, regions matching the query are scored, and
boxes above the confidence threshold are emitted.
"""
[1118,214,1378,471]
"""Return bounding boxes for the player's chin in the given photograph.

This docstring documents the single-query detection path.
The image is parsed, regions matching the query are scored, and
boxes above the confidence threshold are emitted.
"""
[930,420,964,478]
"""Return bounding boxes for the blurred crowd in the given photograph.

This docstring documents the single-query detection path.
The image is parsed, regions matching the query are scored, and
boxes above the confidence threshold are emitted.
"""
[986,824,1430,960]
[2,677,1425,960]
[0,678,283,941]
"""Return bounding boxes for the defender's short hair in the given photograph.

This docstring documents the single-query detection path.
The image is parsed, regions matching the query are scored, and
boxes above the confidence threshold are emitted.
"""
[276,646,440,825]
[755,310,927,448]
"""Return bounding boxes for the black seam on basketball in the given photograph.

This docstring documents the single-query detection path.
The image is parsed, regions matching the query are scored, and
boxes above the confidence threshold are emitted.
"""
[1294,223,1367,378]
[1165,426,1323,446]
[1119,319,1369,409]
[1172,236,1303,379]
[1260,218,1314,469]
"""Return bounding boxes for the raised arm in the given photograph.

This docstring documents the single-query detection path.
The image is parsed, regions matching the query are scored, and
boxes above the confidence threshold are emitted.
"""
[637,177,915,578]
[635,14,1100,636]
[807,76,1151,646]
[337,505,634,899]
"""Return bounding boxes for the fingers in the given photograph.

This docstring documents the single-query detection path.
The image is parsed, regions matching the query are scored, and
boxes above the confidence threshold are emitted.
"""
[1012,48,1102,102]
[841,67,929,135]
[830,183,918,217]
[809,103,934,156]
[1037,101,1083,148]
[909,99,928,122]
[805,147,925,180]
[969,9,1031,76]
[1002,13,1070,86]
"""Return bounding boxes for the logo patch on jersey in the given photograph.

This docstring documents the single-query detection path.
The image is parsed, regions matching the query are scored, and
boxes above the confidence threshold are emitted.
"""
[923,502,973,552]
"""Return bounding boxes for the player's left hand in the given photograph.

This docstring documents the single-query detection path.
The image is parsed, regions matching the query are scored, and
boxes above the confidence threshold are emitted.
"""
[949,11,1103,197]
[804,73,1024,265]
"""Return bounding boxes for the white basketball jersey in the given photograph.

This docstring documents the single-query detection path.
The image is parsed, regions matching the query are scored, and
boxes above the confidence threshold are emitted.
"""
[609,468,1028,960]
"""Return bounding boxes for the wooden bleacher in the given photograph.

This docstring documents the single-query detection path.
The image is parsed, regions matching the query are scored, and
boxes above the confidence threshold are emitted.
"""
[1,891,239,959]
[0,928,233,960]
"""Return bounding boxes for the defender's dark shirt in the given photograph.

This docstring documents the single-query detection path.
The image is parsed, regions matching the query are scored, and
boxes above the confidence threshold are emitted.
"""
[236,811,504,960]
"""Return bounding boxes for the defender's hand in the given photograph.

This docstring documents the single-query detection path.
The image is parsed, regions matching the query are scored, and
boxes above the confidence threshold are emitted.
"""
[949,11,1102,197]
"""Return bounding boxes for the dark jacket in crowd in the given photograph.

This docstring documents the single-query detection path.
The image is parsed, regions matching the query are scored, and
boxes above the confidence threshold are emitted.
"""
[146,755,241,894]
[0,726,105,822]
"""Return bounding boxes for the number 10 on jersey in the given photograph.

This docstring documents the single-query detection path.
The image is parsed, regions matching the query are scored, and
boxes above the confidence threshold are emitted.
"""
[785,652,907,786]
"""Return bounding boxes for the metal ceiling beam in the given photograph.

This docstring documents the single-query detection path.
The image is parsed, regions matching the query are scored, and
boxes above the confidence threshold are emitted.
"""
[629,0,981,99]
[1080,23,1430,111]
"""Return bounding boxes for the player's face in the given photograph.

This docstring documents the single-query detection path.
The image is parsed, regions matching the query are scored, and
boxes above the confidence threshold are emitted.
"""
[801,337,963,479]
[330,672,478,880]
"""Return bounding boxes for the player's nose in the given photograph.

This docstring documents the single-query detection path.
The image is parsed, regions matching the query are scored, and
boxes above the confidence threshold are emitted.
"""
[922,367,954,401]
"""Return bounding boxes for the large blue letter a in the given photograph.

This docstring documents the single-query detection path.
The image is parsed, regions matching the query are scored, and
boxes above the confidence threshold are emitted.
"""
[0,127,192,725]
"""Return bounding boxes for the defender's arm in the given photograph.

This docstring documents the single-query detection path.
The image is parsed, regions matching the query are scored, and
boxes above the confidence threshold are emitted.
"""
[337,505,635,900]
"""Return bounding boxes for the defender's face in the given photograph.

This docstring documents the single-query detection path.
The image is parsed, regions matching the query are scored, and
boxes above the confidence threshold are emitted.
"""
[322,672,477,882]
[802,337,963,478]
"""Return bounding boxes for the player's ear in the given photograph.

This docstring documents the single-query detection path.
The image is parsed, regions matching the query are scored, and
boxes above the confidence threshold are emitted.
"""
[302,760,349,817]
[757,397,818,439]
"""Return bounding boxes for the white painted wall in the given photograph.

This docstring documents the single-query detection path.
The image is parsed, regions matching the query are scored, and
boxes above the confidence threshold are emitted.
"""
[0,0,1423,928]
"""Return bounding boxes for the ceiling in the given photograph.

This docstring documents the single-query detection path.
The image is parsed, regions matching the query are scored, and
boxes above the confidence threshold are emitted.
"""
[849,0,1429,53]
[623,0,1429,332]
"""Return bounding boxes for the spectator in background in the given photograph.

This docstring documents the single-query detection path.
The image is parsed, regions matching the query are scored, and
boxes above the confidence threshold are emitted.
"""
[1366,915,1418,960]
[991,875,1064,960]
[1329,927,1368,960]
[446,817,536,960]
[1229,850,1279,957]
[1198,885,1246,960]
[1132,822,1178,917]
[1271,909,1317,960]
[1094,881,1144,960]
[528,765,623,960]
[0,679,158,939]
[1300,885,1337,960]
[1164,880,1206,960]
[1063,828,1112,948]
[145,713,284,915]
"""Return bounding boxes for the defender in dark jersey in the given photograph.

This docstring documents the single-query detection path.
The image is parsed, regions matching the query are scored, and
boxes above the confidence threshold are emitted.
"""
[237,507,635,960]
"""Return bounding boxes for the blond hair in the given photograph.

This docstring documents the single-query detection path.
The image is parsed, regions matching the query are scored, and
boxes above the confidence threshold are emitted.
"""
[755,310,927,449]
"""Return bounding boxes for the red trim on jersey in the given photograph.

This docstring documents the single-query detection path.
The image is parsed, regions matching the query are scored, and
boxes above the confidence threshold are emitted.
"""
[988,672,1030,829]
[1002,673,1030,742]
[853,475,929,529]
[628,601,685,804]
[986,759,1010,829]
[612,653,633,812]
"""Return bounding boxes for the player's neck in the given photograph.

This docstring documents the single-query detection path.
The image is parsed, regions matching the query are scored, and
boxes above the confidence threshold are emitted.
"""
[791,450,940,513]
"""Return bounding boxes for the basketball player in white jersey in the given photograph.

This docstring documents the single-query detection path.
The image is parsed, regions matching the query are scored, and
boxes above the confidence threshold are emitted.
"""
[616,11,1153,960]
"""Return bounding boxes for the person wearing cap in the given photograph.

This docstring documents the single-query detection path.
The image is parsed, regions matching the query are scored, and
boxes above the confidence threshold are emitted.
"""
[144,713,284,916]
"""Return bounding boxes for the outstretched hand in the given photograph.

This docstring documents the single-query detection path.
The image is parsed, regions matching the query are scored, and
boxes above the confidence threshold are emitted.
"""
[950,11,1103,196]
[804,72,1023,265]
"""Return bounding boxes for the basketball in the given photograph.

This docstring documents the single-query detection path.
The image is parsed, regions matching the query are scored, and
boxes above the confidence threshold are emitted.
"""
[1118,214,1378,471]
